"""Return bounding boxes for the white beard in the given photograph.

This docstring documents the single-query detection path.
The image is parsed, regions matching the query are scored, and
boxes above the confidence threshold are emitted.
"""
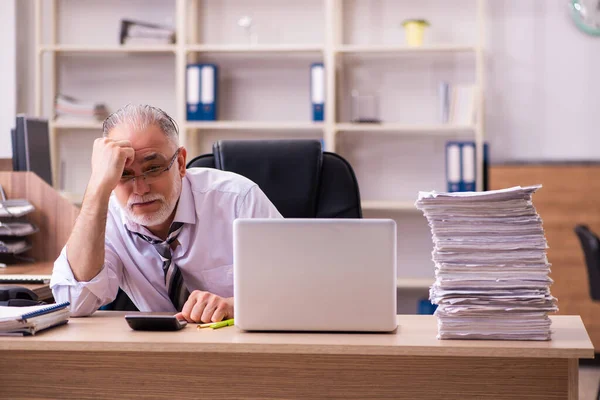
[122,172,182,227]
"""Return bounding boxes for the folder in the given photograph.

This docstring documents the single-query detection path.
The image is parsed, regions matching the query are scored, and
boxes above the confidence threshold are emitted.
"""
[483,142,489,191]
[446,141,490,192]
[186,64,218,121]
[310,63,325,122]
[461,142,476,192]
[439,81,449,123]
[445,142,461,192]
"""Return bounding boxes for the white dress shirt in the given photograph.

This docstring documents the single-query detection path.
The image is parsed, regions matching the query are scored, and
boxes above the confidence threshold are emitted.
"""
[51,168,282,316]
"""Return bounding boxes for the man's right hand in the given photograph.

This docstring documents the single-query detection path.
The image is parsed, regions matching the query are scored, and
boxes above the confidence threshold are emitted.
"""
[87,138,135,198]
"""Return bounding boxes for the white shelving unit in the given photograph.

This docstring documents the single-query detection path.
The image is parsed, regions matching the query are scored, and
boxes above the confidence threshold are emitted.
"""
[361,201,418,212]
[185,121,324,131]
[39,45,177,53]
[336,44,478,55]
[186,44,324,53]
[34,0,487,310]
[335,123,475,135]
[396,278,434,290]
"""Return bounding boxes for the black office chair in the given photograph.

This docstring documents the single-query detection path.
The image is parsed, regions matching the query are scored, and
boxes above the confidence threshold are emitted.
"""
[105,139,362,311]
[574,225,600,302]
[573,224,600,400]
[187,139,362,218]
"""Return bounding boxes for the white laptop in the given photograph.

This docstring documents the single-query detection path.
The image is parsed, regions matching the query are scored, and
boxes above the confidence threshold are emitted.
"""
[233,219,397,332]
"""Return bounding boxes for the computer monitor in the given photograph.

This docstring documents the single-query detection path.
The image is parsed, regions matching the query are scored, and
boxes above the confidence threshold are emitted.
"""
[14,115,53,186]
[10,128,18,172]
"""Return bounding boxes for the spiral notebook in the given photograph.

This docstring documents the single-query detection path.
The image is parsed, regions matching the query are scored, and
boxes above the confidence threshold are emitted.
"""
[0,301,70,335]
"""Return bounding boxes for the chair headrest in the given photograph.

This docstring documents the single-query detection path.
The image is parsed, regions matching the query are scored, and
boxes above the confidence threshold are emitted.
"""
[213,140,323,218]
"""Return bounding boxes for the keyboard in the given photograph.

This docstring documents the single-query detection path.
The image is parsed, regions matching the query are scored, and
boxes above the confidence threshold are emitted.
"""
[0,275,51,284]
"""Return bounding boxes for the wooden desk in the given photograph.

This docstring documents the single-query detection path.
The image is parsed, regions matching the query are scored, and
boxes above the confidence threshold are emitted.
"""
[0,313,593,400]
[0,262,54,302]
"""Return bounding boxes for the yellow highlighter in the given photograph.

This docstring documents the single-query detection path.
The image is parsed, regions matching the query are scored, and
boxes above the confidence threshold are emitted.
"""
[197,318,234,330]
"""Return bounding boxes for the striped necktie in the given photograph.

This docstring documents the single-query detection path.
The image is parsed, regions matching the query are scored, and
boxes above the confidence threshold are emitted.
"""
[132,222,189,311]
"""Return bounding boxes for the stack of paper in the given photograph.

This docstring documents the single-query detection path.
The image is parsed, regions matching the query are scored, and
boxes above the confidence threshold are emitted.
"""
[415,185,558,340]
[55,94,109,122]
[0,302,70,336]
[119,19,176,45]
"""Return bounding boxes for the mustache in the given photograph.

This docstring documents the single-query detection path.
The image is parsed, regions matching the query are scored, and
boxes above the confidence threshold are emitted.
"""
[127,193,166,208]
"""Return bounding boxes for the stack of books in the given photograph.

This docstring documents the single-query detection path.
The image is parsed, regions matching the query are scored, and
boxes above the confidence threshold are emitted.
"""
[0,302,70,336]
[415,185,558,340]
[55,94,109,122]
[119,19,175,45]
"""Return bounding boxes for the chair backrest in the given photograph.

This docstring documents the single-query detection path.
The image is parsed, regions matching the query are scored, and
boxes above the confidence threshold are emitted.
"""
[574,224,600,301]
[187,139,362,218]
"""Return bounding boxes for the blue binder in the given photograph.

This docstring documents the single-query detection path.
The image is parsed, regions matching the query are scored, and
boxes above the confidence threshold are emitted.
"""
[446,141,490,192]
[417,298,438,315]
[186,64,218,121]
[461,142,476,192]
[445,142,461,192]
[310,63,324,121]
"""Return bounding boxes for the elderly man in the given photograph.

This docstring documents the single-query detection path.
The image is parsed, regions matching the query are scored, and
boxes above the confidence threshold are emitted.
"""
[50,104,282,323]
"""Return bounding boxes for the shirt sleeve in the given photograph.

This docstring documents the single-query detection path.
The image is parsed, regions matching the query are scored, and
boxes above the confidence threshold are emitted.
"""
[50,210,124,317]
[236,185,283,219]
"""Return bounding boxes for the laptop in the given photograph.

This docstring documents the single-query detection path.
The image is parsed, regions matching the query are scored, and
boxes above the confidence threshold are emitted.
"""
[233,219,397,332]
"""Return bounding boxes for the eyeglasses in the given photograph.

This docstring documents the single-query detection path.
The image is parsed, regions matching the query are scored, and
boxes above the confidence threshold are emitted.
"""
[120,148,181,185]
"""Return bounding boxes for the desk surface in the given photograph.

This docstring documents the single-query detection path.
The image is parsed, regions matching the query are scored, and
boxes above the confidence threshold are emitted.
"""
[0,312,593,359]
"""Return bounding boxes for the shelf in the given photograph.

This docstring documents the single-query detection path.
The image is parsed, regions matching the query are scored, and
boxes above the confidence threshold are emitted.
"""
[337,44,478,55]
[336,123,475,135]
[362,201,418,212]
[396,278,433,289]
[185,121,324,131]
[39,45,176,53]
[186,44,324,54]
[51,119,103,130]
[51,120,325,132]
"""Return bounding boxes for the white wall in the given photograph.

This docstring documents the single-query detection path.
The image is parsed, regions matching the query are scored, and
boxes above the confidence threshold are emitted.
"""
[0,0,16,158]
[487,0,600,162]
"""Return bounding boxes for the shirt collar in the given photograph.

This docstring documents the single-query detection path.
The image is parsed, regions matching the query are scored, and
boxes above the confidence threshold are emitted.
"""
[172,175,196,226]
[119,174,196,233]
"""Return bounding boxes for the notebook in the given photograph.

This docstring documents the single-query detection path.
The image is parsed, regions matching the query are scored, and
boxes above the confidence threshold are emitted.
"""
[0,301,70,336]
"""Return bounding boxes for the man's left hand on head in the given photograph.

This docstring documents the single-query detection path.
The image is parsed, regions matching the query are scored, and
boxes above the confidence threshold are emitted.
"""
[175,290,234,323]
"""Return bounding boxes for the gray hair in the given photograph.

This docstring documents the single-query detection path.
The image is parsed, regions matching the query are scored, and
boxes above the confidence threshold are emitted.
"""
[102,104,179,145]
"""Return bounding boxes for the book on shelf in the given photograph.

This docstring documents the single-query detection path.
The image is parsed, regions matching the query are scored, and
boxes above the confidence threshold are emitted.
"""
[55,94,109,122]
[0,302,70,336]
[439,82,477,125]
[120,19,175,45]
